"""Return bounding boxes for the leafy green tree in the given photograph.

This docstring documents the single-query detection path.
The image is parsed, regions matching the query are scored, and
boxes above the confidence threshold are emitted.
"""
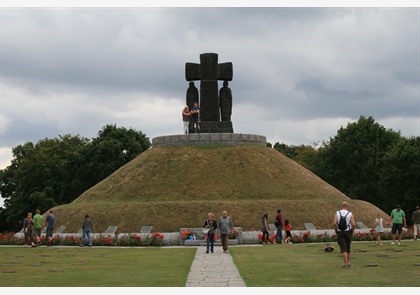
[0,125,151,231]
[80,124,150,185]
[0,135,89,231]
[379,136,420,221]
[314,116,401,208]
[273,142,318,171]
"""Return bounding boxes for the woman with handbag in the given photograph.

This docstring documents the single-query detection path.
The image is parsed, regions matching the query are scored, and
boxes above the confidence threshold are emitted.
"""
[203,213,218,253]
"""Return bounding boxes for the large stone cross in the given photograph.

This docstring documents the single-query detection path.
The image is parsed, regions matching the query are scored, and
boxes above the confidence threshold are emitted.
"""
[185,53,232,123]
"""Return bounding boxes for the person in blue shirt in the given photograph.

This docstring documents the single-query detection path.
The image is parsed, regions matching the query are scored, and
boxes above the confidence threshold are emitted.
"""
[190,102,200,133]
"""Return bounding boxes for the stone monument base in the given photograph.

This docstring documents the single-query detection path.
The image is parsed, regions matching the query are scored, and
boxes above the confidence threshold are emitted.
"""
[199,121,233,133]
[152,133,266,148]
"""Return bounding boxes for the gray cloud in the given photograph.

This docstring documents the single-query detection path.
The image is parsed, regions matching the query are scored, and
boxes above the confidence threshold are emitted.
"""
[1,7,419,169]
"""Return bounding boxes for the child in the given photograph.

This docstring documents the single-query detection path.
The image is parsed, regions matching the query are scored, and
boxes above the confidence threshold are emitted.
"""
[284,219,292,244]
[375,213,385,245]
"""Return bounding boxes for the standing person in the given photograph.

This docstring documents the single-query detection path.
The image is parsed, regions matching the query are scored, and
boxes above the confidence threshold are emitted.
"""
[190,102,200,133]
[33,209,44,245]
[203,213,218,253]
[260,213,271,244]
[274,209,284,244]
[284,219,292,244]
[412,206,420,241]
[375,213,385,245]
[333,201,356,268]
[389,204,407,245]
[80,214,94,247]
[182,105,191,134]
[218,210,233,254]
[23,212,36,247]
[45,210,55,246]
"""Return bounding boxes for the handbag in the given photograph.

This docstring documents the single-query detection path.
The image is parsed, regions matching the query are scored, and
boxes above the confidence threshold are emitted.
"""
[202,228,210,234]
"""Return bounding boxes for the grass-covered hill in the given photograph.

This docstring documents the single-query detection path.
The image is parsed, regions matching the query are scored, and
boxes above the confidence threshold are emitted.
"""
[48,145,387,233]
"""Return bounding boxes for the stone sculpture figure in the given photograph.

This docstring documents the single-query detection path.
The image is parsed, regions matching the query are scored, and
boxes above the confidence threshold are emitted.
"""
[185,53,234,133]
[219,80,232,122]
[186,81,199,110]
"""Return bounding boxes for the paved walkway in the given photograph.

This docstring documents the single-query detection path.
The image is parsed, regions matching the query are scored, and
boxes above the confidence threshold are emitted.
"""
[186,246,247,287]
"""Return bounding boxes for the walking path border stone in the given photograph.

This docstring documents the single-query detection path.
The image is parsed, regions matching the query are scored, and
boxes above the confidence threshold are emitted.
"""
[186,245,249,287]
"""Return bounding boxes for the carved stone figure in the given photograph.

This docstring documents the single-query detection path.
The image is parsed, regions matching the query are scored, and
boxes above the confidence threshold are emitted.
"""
[186,81,199,110]
[185,53,233,133]
[219,80,232,122]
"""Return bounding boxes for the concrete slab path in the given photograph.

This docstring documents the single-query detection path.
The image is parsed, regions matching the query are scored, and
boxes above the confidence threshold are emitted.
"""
[186,246,247,287]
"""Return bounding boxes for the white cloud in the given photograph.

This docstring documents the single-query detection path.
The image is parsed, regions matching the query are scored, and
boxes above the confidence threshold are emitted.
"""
[0,147,13,170]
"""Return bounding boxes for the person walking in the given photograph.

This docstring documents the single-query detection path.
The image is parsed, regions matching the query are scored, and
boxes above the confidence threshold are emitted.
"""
[33,209,44,245]
[389,204,407,245]
[45,210,55,246]
[261,213,270,244]
[284,219,292,244]
[23,212,36,247]
[274,209,284,244]
[375,213,385,245]
[412,206,420,241]
[333,201,356,268]
[218,210,233,254]
[80,214,94,247]
[203,213,218,253]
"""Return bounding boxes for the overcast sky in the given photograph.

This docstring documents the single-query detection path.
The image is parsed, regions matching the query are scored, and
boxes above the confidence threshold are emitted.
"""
[1,6,419,171]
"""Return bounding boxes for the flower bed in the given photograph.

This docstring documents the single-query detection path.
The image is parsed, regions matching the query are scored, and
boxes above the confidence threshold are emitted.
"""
[0,232,165,247]
[257,229,414,244]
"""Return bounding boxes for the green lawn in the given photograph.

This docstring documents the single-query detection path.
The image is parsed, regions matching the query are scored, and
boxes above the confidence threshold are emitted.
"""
[230,241,420,287]
[0,246,196,287]
[1,241,419,287]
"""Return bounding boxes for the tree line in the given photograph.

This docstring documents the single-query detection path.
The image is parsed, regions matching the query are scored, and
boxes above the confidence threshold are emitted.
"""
[1,116,418,232]
[269,116,419,224]
[0,124,151,232]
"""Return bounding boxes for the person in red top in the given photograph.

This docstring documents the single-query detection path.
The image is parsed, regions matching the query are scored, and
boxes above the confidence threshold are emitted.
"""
[284,219,292,244]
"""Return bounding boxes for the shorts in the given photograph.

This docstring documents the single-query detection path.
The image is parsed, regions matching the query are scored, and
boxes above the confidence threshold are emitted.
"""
[337,231,352,253]
[391,223,403,235]
[46,228,54,238]
[286,230,291,238]
[34,227,42,237]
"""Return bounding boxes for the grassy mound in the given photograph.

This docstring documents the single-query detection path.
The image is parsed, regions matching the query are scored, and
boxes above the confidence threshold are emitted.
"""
[48,145,387,232]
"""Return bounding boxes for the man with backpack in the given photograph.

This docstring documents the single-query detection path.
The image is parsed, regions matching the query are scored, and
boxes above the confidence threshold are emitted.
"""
[333,201,356,268]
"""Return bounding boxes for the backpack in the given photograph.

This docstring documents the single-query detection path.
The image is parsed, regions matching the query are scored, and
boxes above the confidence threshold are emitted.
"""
[338,211,350,231]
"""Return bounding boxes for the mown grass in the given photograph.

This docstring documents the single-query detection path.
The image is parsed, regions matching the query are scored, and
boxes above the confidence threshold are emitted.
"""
[48,145,388,233]
[0,247,196,287]
[231,241,420,287]
[1,241,419,287]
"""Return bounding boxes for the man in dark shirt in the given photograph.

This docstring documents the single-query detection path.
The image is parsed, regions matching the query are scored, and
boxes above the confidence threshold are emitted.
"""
[190,102,200,133]
[45,210,55,246]
[80,215,94,247]
[275,209,284,244]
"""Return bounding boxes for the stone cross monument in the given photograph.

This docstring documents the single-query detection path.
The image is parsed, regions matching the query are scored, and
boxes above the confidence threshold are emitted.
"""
[185,53,234,133]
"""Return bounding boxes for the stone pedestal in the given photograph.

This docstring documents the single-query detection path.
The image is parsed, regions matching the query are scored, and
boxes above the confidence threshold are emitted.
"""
[199,121,233,133]
[152,133,267,148]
